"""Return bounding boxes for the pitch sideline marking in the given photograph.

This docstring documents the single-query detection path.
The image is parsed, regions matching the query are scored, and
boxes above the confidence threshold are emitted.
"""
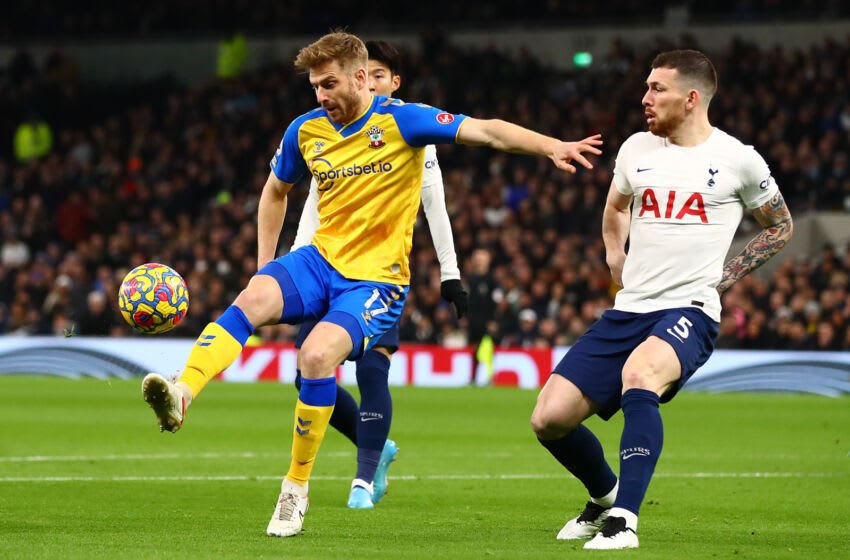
[0,451,352,463]
[0,472,843,483]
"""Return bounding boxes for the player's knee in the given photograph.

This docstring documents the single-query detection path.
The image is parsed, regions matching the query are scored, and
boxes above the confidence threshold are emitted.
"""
[621,367,666,394]
[299,345,337,377]
[530,406,570,439]
[233,276,282,326]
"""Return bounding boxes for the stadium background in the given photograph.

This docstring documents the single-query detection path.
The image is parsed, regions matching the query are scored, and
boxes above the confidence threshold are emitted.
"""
[2,3,850,358]
[1,3,850,559]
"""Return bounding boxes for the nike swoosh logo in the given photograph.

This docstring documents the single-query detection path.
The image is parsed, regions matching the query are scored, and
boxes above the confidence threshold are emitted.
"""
[360,417,380,422]
[622,452,650,459]
[636,168,652,173]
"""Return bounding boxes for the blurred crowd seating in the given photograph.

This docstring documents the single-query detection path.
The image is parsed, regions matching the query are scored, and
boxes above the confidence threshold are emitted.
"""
[3,2,843,40]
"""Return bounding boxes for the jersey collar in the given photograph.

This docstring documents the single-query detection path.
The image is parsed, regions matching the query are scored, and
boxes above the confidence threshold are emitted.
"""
[331,95,377,138]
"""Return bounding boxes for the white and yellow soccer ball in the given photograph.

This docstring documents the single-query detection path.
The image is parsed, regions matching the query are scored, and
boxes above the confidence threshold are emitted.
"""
[118,263,189,334]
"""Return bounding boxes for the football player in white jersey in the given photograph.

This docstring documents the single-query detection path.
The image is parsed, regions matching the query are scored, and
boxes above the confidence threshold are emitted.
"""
[530,50,793,549]
[289,40,468,509]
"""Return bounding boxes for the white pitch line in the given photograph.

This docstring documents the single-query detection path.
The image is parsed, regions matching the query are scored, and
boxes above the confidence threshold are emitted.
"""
[0,472,843,483]
[0,451,352,463]
[0,450,522,463]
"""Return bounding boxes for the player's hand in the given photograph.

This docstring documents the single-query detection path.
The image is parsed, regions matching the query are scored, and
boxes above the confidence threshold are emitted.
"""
[550,134,603,173]
[606,252,626,288]
[441,279,469,319]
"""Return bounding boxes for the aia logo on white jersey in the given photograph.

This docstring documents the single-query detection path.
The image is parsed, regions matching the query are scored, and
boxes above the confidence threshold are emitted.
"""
[638,188,709,224]
[436,112,454,124]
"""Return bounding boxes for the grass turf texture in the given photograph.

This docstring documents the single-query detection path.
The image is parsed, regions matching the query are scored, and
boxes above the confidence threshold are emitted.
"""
[1,375,848,559]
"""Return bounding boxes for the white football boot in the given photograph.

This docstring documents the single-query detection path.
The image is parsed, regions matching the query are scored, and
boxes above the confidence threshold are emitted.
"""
[141,373,186,433]
[584,514,639,550]
[266,479,310,537]
[557,501,610,540]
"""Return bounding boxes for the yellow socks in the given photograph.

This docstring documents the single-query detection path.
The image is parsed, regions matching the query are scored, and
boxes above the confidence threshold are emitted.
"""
[286,377,337,485]
[178,306,254,397]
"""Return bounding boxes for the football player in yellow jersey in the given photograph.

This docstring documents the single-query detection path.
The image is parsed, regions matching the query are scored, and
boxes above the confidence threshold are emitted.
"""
[141,31,601,538]
[289,40,468,511]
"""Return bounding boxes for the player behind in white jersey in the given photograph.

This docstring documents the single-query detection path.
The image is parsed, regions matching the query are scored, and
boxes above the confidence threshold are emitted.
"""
[289,40,468,509]
[530,49,793,550]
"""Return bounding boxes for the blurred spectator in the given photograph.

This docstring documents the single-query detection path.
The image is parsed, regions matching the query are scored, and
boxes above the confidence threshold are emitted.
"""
[55,192,93,245]
[506,308,539,348]
[217,29,248,79]
[76,290,114,335]
[467,248,496,382]
[14,114,53,162]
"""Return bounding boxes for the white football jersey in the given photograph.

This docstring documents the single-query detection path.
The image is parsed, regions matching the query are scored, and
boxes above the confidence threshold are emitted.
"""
[292,144,460,280]
[612,128,779,322]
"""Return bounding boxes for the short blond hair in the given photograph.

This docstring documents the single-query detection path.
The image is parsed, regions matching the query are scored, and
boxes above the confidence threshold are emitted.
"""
[294,32,368,74]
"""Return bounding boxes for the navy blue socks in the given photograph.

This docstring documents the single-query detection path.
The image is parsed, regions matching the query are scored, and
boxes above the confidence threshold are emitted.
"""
[538,424,618,500]
[354,350,392,483]
[613,388,663,515]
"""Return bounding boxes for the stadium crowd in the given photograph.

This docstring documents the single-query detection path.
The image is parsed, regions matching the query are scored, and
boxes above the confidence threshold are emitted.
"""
[2,1,840,40]
[2,33,850,351]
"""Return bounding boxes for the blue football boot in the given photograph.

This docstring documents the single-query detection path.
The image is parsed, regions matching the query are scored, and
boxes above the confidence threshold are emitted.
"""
[372,439,399,503]
[347,481,375,509]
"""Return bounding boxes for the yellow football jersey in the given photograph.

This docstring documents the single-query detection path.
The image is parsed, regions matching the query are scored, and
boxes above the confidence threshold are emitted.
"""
[271,96,466,285]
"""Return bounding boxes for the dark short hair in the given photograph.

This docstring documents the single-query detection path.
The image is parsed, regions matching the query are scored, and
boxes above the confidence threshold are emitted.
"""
[365,40,403,76]
[652,49,717,98]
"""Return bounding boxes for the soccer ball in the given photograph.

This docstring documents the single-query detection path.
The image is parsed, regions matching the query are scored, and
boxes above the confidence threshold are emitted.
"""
[118,263,189,334]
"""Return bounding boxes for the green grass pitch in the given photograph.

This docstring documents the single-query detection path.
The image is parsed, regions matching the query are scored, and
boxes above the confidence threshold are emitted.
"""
[1,375,848,559]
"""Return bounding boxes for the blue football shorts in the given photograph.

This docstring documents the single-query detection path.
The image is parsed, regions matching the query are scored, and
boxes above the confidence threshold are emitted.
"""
[553,307,719,420]
[257,245,408,360]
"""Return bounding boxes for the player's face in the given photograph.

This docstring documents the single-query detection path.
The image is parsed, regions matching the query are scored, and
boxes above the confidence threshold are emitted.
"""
[368,60,401,97]
[642,67,688,137]
[309,60,366,124]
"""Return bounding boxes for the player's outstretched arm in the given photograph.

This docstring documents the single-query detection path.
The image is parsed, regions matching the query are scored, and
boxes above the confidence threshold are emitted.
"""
[257,170,293,269]
[419,149,467,317]
[602,181,632,287]
[717,191,793,293]
[457,118,602,173]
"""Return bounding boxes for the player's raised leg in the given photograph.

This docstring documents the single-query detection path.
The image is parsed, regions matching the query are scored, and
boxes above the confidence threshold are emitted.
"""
[267,321,350,537]
[531,374,618,540]
[142,274,282,432]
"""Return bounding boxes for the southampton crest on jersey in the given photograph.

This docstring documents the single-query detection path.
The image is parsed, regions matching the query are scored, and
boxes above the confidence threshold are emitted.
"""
[365,125,386,149]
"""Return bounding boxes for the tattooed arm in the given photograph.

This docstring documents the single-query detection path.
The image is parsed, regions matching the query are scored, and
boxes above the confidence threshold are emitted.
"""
[717,192,793,293]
